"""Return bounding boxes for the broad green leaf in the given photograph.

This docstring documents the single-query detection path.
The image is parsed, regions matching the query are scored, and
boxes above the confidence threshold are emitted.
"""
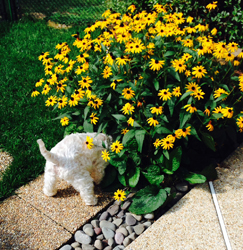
[135,130,146,153]
[143,172,164,185]
[129,185,167,214]
[118,174,126,186]
[100,165,117,188]
[118,162,127,175]
[154,80,159,91]
[171,146,182,172]
[167,97,176,116]
[178,91,193,102]
[211,113,223,120]
[167,67,181,82]
[97,123,108,134]
[200,132,216,152]
[64,124,76,136]
[215,93,228,102]
[84,106,90,120]
[183,172,207,184]
[155,126,172,134]
[83,120,93,132]
[72,111,81,116]
[128,167,140,188]
[164,51,175,57]
[163,149,169,160]
[122,129,135,145]
[161,168,174,175]
[190,126,201,141]
[112,114,127,121]
[179,111,192,128]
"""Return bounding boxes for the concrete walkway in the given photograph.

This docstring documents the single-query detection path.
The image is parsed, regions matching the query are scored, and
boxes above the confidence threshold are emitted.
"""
[1,144,243,249]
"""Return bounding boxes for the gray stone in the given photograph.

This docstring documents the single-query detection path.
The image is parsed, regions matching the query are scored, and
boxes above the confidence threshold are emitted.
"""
[97,234,104,240]
[130,213,142,221]
[123,236,132,247]
[94,227,102,235]
[143,221,152,228]
[143,212,154,220]
[94,240,103,250]
[108,238,115,247]
[115,232,124,245]
[119,223,127,228]
[113,199,122,206]
[175,182,189,192]
[127,192,136,198]
[82,244,95,250]
[116,227,128,236]
[83,223,93,230]
[71,242,80,248]
[91,219,100,228]
[100,220,116,231]
[104,246,112,250]
[107,204,120,216]
[121,200,132,210]
[113,245,125,250]
[133,224,145,235]
[117,210,125,218]
[83,227,94,237]
[74,230,92,245]
[102,227,115,239]
[59,245,72,250]
[74,248,82,250]
[125,213,137,226]
[113,218,123,227]
[126,225,134,234]
[107,217,113,222]
[99,211,109,221]
[128,232,136,241]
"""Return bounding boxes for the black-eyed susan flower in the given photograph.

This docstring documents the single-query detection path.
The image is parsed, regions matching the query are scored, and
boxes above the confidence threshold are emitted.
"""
[184,103,197,113]
[45,95,57,106]
[114,189,126,201]
[211,28,217,36]
[110,79,122,90]
[212,106,224,118]
[213,88,229,99]
[193,90,205,100]
[102,150,110,162]
[206,120,214,131]
[111,140,124,154]
[60,117,69,126]
[76,52,89,63]
[121,128,129,135]
[38,52,49,61]
[186,16,194,23]
[58,96,68,109]
[227,42,238,53]
[185,70,191,77]
[69,94,79,107]
[171,59,186,73]
[74,88,85,99]
[150,106,163,115]
[127,117,135,126]
[122,102,135,115]
[147,116,159,127]
[90,113,99,125]
[149,58,165,71]
[56,82,67,93]
[31,89,40,97]
[116,56,129,66]
[122,87,135,100]
[172,87,182,97]
[181,126,191,137]
[153,138,162,148]
[236,117,243,129]
[102,66,113,79]
[206,1,217,11]
[222,107,234,118]
[234,60,240,66]
[181,39,193,48]
[192,65,207,78]
[85,136,94,149]
[161,136,174,150]
[42,84,51,95]
[35,78,45,87]
[158,88,172,101]
[224,52,235,62]
[204,107,211,116]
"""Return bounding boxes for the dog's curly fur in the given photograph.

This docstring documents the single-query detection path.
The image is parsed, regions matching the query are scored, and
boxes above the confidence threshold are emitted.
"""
[37,133,112,205]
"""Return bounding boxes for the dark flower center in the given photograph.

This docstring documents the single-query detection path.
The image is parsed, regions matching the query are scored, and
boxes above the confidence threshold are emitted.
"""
[198,69,202,72]
[59,100,63,103]
[71,97,74,101]
[127,90,131,94]
[182,128,186,132]
[155,60,159,64]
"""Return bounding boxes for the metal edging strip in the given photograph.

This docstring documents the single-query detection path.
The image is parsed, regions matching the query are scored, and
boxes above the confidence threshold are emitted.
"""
[208,181,232,250]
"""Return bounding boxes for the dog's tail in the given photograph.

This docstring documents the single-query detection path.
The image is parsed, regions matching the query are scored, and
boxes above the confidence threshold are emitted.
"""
[37,139,60,165]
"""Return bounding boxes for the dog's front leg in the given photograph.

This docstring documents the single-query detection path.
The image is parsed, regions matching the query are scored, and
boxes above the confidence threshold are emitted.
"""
[72,171,98,206]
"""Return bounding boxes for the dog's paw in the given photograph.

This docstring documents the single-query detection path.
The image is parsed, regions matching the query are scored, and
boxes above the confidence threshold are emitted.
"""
[43,188,57,197]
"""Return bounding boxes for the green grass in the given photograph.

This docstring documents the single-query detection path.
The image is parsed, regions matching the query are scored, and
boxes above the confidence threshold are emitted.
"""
[0,17,86,200]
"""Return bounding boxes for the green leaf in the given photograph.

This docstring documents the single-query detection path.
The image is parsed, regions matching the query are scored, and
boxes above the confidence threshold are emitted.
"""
[190,126,201,141]
[167,67,181,82]
[178,91,193,102]
[215,93,228,102]
[135,130,146,153]
[128,167,140,188]
[154,80,159,91]
[100,165,117,188]
[163,149,169,160]
[72,111,81,116]
[97,123,108,134]
[84,106,90,120]
[155,126,172,135]
[179,111,192,128]
[183,172,207,184]
[143,172,164,186]
[171,146,182,172]
[83,120,93,133]
[167,97,176,116]
[164,51,175,57]
[52,112,71,120]
[118,174,126,186]
[112,114,127,121]
[161,168,174,175]
[200,132,216,152]
[129,185,167,214]
[122,129,135,145]
[118,162,127,175]
[64,123,76,136]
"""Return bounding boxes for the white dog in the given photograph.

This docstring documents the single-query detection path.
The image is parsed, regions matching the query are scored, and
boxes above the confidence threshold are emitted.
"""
[37,133,112,205]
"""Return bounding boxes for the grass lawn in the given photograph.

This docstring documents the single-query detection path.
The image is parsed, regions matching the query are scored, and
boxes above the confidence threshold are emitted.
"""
[0,18,86,200]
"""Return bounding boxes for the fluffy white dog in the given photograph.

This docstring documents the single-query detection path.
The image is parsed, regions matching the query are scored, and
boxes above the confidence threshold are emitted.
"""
[37,132,112,205]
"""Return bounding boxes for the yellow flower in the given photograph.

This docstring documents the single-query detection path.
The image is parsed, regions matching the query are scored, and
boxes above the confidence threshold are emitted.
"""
[161,136,174,150]
[227,42,238,53]
[153,138,162,148]
[122,87,135,100]
[171,59,186,73]
[60,117,69,126]
[213,88,229,99]
[90,113,99,125]
[102,66,113,79]
[149,59,165,71]
[121,128,129,135]
[58,95,68,109]
[69,94,79,107]
[193,90,205,100]
[114,189,126,201]
[181,126,191,137]
[150,106,163,115]
[158,88,172,101]
[45,95,57,106]
[236,117,243,129]
[222,107,234,118]
[185,70,191,77]
[31,89,40,97]
[206,121,214,131]
[102,150,110,162]
[122,102,135,115]
[206,1,217,11]
[111,140,124,154]
[35,78,45,87]
[204,107,211,116]
[184,103,197,113]
[172,87,182,97]
[147,117,159,127]
[192,65,207,78]
[211,28,217,36]
[234,60,240,66]
[85,136,94,150]
[186,16,194,23]
[127,117,135,127]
